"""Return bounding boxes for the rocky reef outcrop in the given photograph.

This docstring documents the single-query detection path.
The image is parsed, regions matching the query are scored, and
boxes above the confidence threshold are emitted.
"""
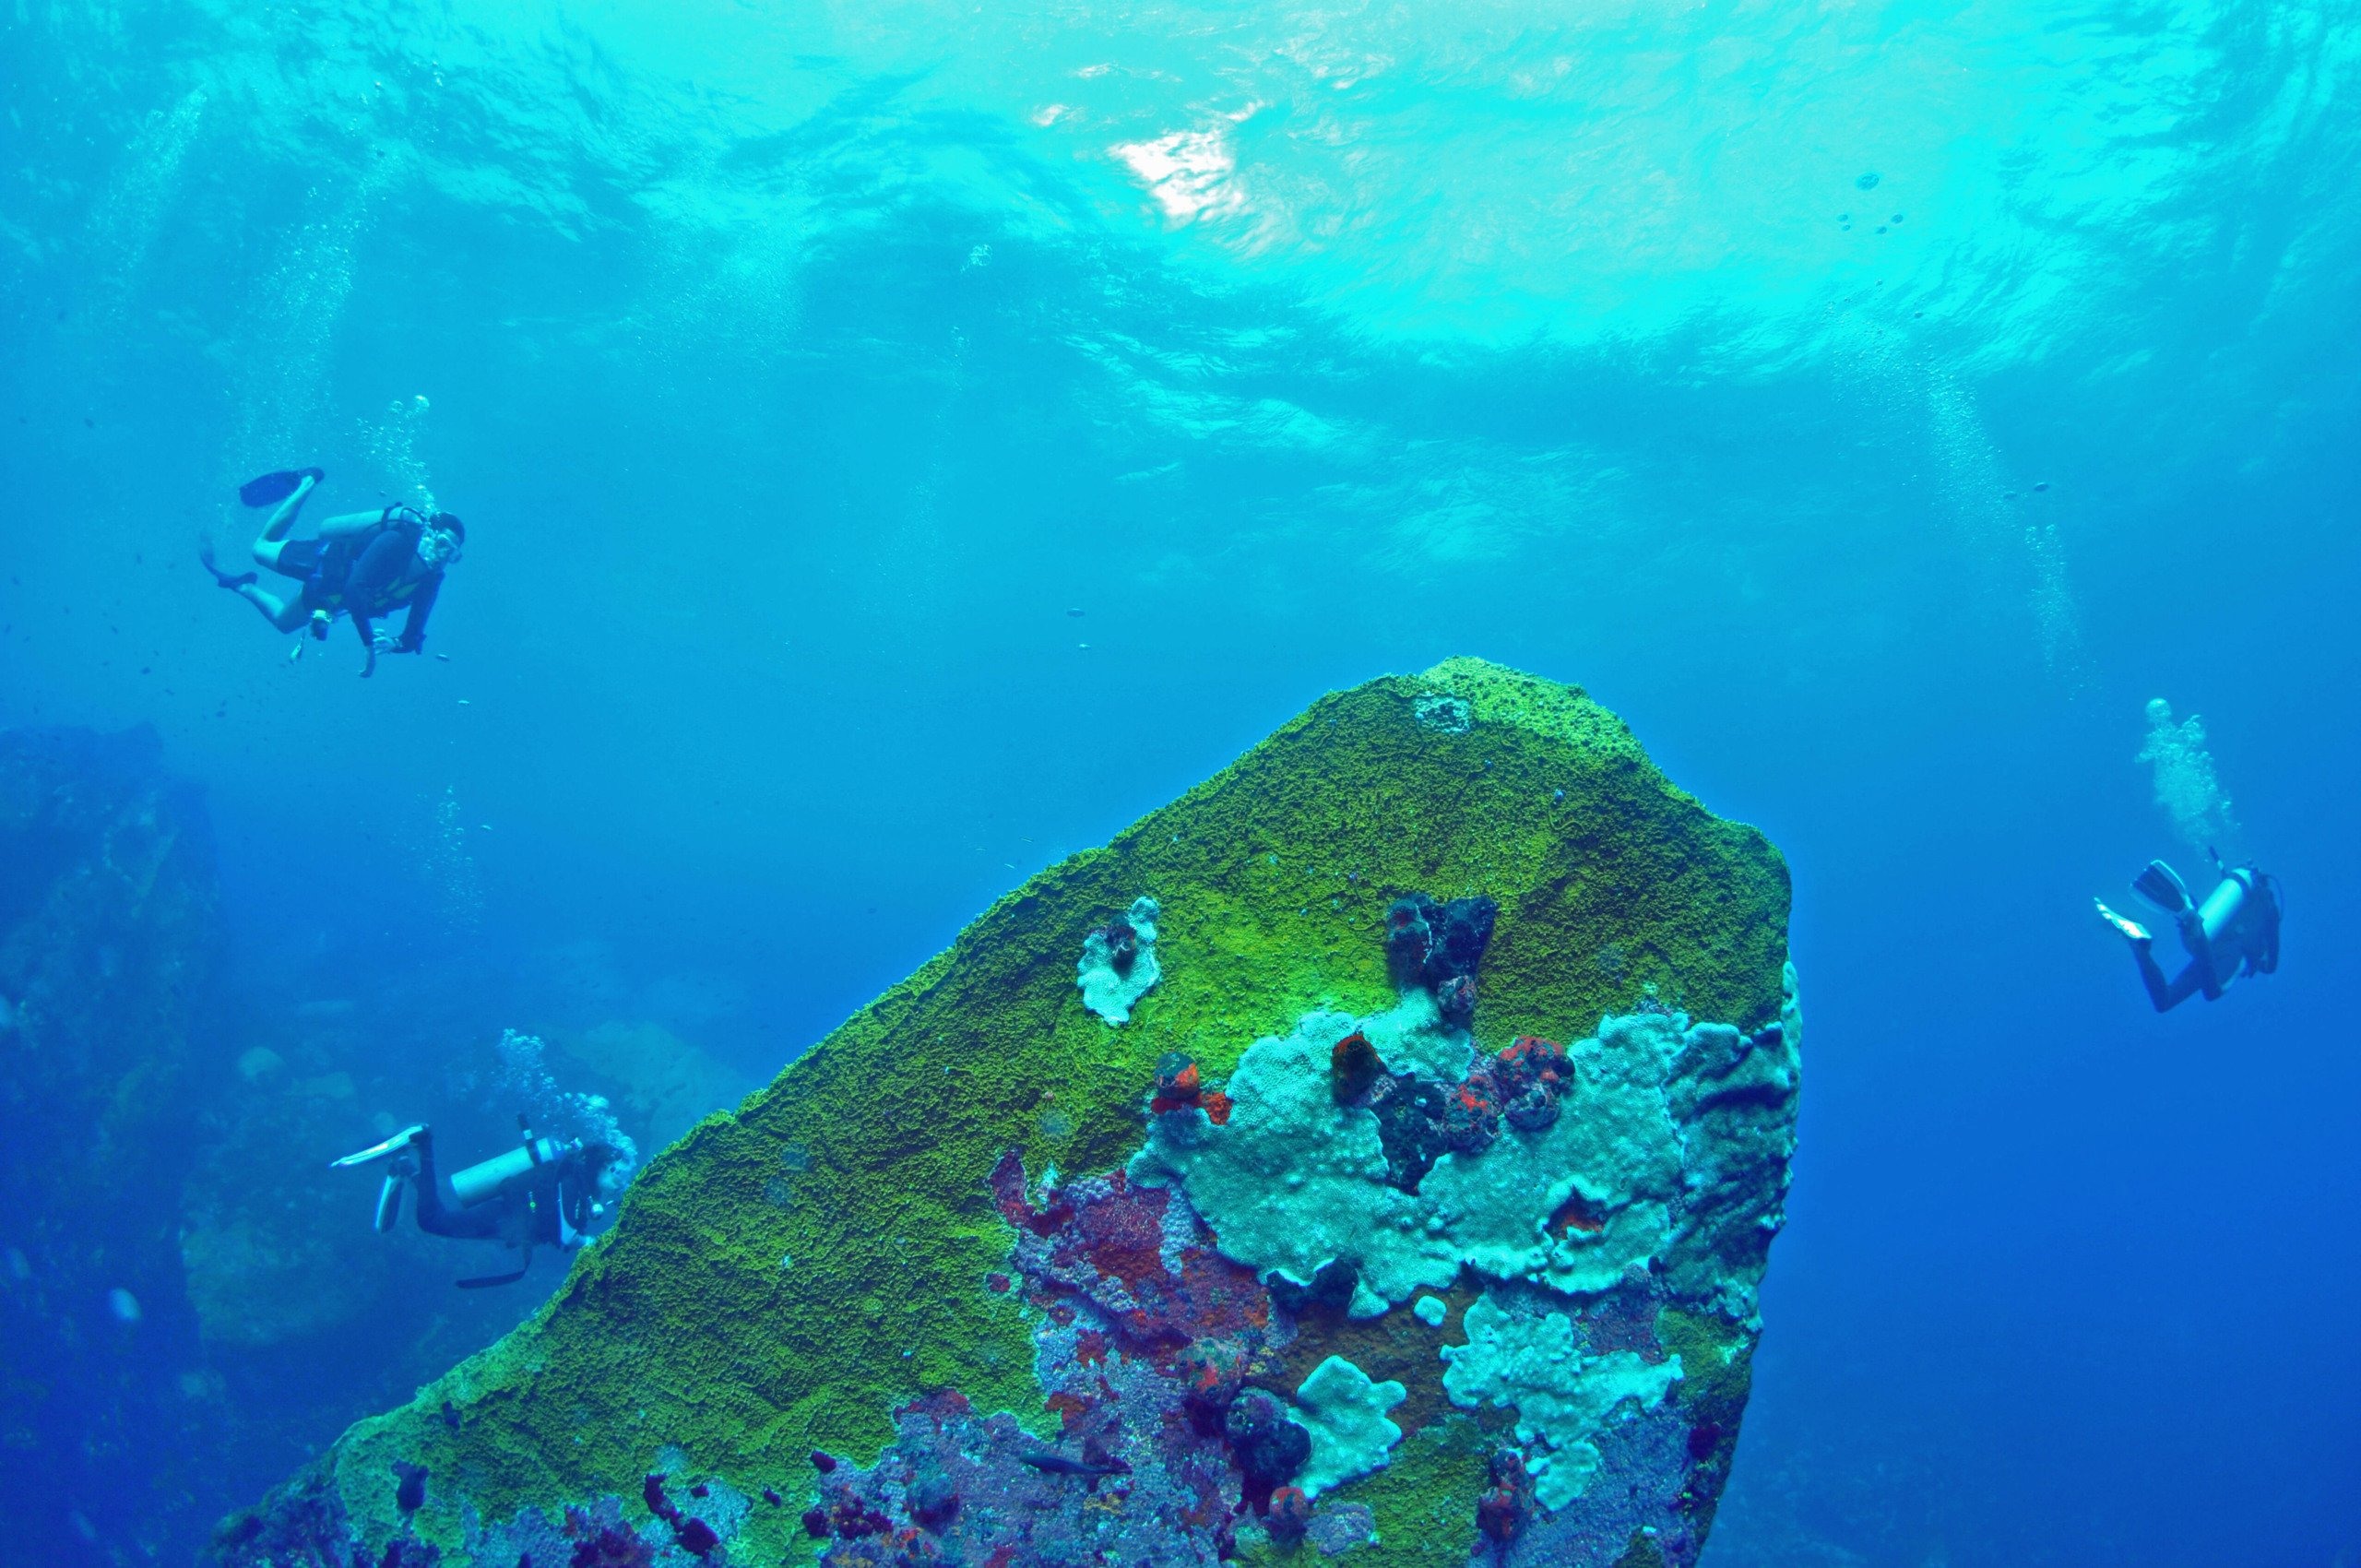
[0,726,226,1562]
[217,659,1799,1568]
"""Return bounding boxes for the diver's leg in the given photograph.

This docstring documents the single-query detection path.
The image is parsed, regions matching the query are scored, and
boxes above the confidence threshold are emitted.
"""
[248,473,319,566]
[2195,946,2227,1002]
[229,582,312,633]
[2138,948,2207,1013]
[2100,902,2193,1013]
[409,1131,502,1241]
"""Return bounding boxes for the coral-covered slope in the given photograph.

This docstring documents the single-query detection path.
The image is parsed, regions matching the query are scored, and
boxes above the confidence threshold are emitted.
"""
[218,659,1797,1568]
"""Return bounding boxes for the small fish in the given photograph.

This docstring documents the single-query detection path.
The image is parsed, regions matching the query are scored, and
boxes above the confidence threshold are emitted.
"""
[1018,1450,1130,1479]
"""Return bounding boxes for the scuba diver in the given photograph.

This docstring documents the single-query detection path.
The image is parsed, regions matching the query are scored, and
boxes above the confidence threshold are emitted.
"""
[198,467,462,677]
[2095,854,2283,1013]
[330,1120,623,1288]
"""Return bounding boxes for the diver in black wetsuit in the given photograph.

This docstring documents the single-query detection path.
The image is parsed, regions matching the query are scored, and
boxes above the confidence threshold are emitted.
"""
[2095,856,2283,1012]
[200,469,463,676]
[330,1122,623,1288]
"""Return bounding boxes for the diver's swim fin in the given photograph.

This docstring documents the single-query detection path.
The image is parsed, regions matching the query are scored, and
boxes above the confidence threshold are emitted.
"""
[456,1267,528,1289]
[196,541,255,591]
[457,1244,529,1290]
[237,467,325,507]
[329,1123,428,1170]
[2094,898,2152,944]
[2130,860,2192,915]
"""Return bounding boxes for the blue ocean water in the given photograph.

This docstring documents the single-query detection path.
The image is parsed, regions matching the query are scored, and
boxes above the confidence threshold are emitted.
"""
[2,0,2357,1562]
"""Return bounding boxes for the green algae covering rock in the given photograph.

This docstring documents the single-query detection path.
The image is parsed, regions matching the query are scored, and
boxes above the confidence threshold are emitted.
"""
[217,659,1797,1568]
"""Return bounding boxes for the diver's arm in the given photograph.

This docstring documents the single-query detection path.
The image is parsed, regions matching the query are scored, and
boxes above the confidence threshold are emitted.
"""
[395,576,441,653]
[352,612,381,677]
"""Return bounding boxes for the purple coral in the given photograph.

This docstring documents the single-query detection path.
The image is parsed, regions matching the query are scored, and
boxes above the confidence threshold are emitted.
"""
[638,1473,720,1558]
[1225,1391,1311,1511]
[1385,894,1497,996]
[565,1526,653,1568]
[1265,1486,1312,1545]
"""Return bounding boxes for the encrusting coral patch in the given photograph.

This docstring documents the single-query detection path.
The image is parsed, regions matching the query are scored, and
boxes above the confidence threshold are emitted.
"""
[1077,895,1162,1025]
[216,659,1797,1568]
[1288,1355,1408,1498]
[1443,1290,1685,1511]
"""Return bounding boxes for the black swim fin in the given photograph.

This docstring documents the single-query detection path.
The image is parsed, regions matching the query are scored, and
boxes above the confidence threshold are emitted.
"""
[237,467,325,507]
[2131,860,2192,915]
[456,1266,528,1289]
[457,1242,529,1289]
[196,540,255,590]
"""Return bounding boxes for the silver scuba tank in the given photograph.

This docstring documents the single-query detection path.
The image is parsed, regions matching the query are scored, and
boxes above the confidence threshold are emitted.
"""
[449,1134,580,1208]
[2194,869,2252,952]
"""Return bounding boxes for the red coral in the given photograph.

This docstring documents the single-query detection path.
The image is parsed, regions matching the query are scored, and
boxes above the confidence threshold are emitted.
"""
[996,1153,1271,1361]
[1548,1192,1605,1237]
[895,1389,975,1427]
[987,1150,1071,1234]
[1499,1036,1569,1089]
[1064,1174,1170,1289]
[1151,1053,1231,1123]
[1152,1051,1203,1114]
[1442,1068,1501,1154]
[1477,1448,1535,1545]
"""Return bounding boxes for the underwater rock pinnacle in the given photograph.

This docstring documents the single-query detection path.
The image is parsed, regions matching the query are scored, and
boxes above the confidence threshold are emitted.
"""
[217,658,1798,1568]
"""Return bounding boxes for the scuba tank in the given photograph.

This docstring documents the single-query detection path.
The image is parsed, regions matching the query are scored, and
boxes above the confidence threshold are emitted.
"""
[449,1130,583,1208]
[2192,867,2253,954]
[330,1117,615,1288]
